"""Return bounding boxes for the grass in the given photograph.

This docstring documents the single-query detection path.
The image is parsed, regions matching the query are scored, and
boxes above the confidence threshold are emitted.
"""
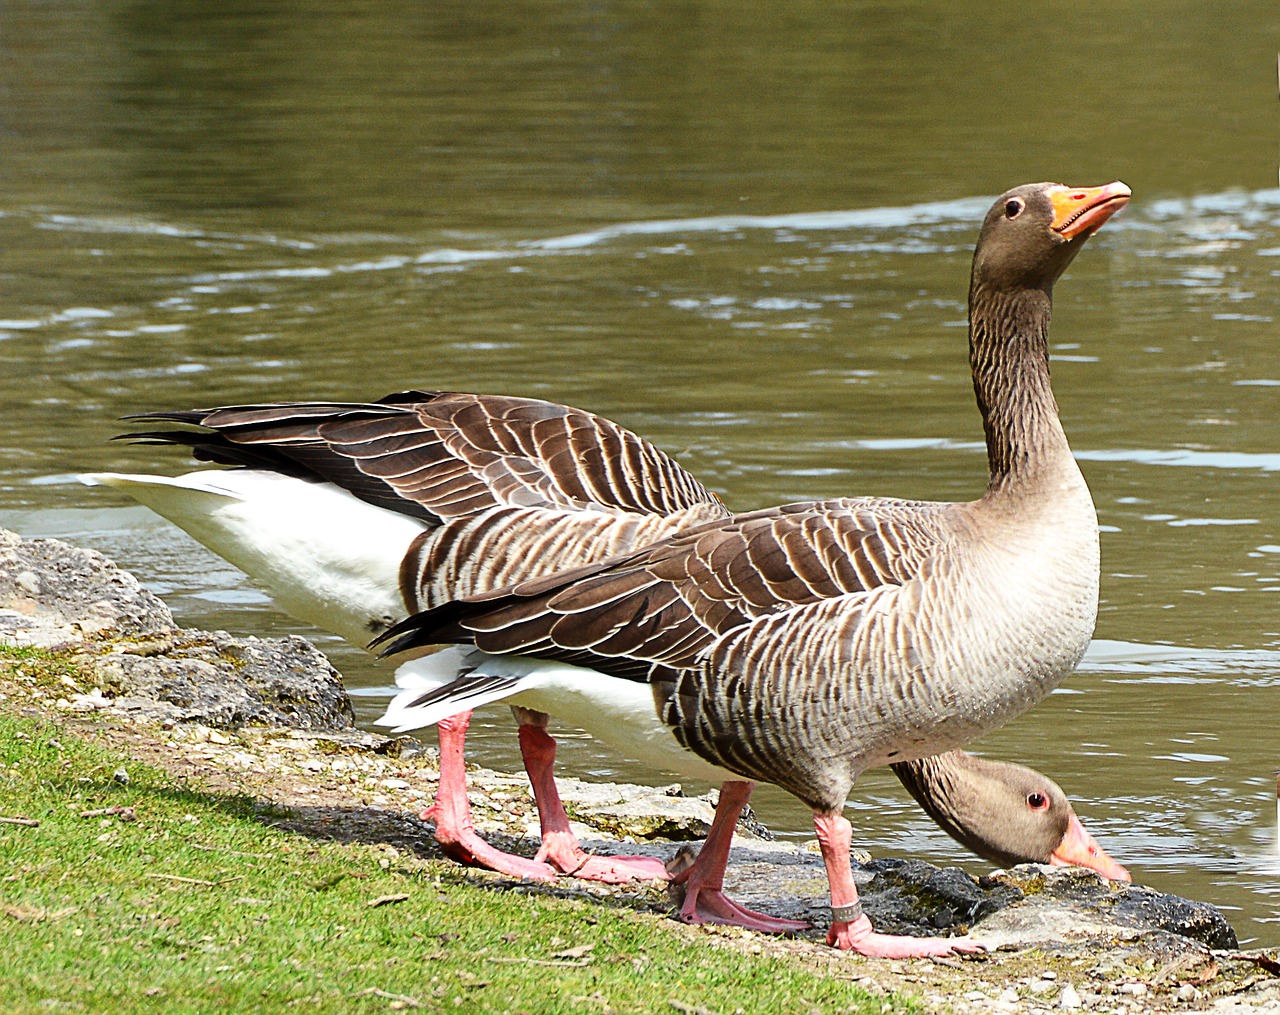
[0,643,85,695]
[0,711,911,1014]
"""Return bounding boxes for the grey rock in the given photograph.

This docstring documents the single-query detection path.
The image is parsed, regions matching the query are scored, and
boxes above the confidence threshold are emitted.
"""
[553,775,771,842]
[857,857,1023,935]
[0,528,173,642]
[99,630,355,730]
[971,865,1237,951]
[0,528,354,730]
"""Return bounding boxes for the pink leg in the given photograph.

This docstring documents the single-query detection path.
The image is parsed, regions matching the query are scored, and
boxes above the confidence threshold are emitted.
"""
[420,711,558,881]
[814,810,981,957]
[516,712,669,884]
[672,780,809,933]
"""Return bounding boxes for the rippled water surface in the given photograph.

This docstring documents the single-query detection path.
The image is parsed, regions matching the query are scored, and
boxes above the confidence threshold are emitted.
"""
[3,1,1279,946]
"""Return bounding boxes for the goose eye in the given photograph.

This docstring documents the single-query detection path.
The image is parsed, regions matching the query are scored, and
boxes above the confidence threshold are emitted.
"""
[1005,198,1024,219]
[1026,792,1049,811]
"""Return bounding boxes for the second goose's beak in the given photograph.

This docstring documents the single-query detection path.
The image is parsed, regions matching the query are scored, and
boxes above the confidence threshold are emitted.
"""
[1049,813,1132,882]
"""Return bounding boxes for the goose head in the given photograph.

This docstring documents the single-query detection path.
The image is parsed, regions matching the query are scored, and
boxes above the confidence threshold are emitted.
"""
[893,753,1131,882]
[971,181,1131,296]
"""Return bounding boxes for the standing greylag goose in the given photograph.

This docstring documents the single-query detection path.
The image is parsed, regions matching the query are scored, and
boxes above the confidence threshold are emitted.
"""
[372,180,1132,956]
[87,392,1126,889]
[87,391,724,883]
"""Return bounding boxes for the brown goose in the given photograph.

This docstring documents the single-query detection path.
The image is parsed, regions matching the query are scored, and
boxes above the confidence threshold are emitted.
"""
[87,391,723,884]
[373,180,1132,956]
[84,390,1126,892]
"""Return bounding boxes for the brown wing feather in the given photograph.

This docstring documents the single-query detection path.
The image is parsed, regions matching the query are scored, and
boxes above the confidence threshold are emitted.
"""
[381,498,954,681]
[123,391,722,523]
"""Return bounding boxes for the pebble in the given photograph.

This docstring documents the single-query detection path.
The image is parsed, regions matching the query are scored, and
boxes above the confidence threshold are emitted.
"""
[1058,983,1081,1009]
[962,990,988,1002]
[380,778,410,790]
[1175,984,1199,1003]
[997,987,1020,1004]
[1119,982,1148,997]
[298,759,324,773]
[207,730,231,745]
[69,688,111,711]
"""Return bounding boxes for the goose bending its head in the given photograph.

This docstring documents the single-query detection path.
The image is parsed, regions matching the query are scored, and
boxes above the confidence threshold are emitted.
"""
[374,180,1132,957]
[890,753,1125,877]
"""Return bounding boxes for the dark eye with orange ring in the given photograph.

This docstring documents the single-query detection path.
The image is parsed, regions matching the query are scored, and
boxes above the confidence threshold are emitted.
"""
[1027,792,1049,810]
[1005,198,1024,219]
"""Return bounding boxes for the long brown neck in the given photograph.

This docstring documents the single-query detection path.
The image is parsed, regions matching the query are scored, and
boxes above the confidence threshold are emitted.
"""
[968,283,1074,493]
[891,753,977,844]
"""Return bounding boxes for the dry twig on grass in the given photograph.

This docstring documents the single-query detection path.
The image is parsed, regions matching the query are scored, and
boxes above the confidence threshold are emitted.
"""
[350,987,421,1008]
[487,956,595,968]
[144,873,246,887]
[79,805,136,821]
[365,893,410,908]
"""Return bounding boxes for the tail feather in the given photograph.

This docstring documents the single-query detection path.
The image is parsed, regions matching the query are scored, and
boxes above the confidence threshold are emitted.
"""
[81,470,424,648]
[378,647,539,732]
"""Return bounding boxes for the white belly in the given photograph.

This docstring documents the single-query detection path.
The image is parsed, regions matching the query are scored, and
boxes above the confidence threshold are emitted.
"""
[83,470,425,647]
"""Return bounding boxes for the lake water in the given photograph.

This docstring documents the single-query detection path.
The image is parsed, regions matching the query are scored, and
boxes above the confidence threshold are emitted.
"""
[3,1,1279,946]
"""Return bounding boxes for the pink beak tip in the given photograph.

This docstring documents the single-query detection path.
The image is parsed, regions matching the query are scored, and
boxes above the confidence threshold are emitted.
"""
[1052,814,1131,882]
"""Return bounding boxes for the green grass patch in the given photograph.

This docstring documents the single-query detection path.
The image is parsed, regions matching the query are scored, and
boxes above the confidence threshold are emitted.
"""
[0,643,84,694]
[0,712,909,1014]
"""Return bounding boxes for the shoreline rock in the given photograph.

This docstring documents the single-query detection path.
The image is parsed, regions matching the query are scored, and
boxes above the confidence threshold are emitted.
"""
[1,528,354,730]
[3,526,1276,1012]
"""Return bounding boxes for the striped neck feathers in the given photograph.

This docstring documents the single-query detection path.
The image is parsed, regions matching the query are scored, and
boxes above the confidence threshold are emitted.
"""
[968,282,1075,492]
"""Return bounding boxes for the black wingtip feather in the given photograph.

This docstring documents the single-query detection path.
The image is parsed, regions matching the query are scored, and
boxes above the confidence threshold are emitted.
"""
[376,389,442,405]
[370,599,478,657]
[112,428,313,473]
[119,408,216,425]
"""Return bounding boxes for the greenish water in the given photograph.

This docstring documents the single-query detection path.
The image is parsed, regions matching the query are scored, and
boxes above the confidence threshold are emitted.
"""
[3,1,1279,945]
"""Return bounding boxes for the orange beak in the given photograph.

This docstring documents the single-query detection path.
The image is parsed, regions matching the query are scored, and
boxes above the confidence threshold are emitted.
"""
[1049,813,1131,882]
[1048,181,1132,240]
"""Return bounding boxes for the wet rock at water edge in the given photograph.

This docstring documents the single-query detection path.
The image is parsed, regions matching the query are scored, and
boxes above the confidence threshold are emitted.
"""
[856,857,1024,935]
[0,527,355,730]
[0,528,173,643]
[970,865,1238,951]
